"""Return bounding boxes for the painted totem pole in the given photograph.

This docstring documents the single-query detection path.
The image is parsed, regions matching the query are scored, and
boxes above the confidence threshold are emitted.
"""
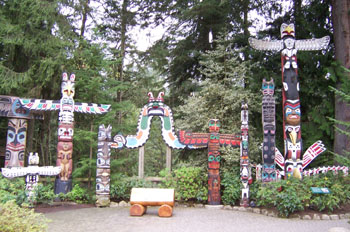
[20,73,111,194]
[240,102,251,207]
[178,107,245,205]
[249,23,329,179]
[96,124,113,207]
[0,96,39,167]
[261,79,276,182]
[1,152,61,202]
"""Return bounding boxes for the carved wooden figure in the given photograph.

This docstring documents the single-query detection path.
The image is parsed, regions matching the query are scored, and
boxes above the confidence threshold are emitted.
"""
[261,79,276,182]
[96,124,112,207]
[249,23,329,179]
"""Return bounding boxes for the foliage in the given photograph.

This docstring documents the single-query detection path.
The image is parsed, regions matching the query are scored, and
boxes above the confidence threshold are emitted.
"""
[160,166,208,202]
[0,200,49,232]
[110,176,154,201]
[0,175,28,206]
[255,173,350,217]
[34,182,56,204]
[256,178,311,217]
[58,184,90,204]
[220,167,241,205]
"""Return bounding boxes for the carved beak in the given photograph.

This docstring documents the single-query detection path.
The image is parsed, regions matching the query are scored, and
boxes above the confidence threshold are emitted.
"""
[293,167,302,179]
[289,130,297,145]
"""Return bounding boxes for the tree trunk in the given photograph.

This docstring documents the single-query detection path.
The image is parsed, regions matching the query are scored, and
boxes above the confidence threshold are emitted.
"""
[117,0,128,125]
[80,0,90,38]
[331,0,350,156]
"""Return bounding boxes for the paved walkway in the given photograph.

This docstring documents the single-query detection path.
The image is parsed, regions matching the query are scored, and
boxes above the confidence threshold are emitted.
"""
[46,206,350,232]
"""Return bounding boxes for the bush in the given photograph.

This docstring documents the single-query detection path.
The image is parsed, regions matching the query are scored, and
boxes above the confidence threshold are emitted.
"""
[160,166,208,202]
[110,176,154,201]
[34,182,56,204]
[256,178,311,217]
[0,174,28,206]
[58,184,90,203]
[220,167,241,205]
[0,200,50,232]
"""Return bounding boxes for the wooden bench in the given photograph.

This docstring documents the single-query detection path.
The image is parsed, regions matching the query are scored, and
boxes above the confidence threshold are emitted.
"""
[130,188,175,217]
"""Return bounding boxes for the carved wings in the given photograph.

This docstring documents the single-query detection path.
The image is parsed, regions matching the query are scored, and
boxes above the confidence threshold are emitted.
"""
[248,38,283,51]
[219,134,241,147]
[20,99,111,114]
[178,131,208,148]
[295,36,330,51]
[1,166,61,178]
[178,131,240,148]
[302,141,326,169]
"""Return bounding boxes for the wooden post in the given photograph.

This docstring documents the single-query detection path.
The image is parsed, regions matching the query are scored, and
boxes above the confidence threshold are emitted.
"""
[166,146,171,172]
[138,146,144,178]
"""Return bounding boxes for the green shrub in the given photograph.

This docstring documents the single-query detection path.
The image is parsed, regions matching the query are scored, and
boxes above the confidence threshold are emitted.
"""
[221,167,241,205]
[59,184,90,203]
[110,176,154,201]
[256,178,311,217]
[0,200,50,232]
[0,174,28,206]
[160,166,208,202]
[34,182,56,204]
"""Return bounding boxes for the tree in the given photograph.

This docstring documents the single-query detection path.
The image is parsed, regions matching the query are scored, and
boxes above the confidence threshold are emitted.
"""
[331,0,350,156]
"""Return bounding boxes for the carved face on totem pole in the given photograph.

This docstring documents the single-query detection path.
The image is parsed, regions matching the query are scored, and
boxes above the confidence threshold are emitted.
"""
[59,73,75,123]
[58,123,74,142]
[284,102,301,126]
[5,119,27,167]
[147,92,165,116]
[96,169,110,195]
[28,152,39,166]
[208,119,221,169]
[262,79,275,96]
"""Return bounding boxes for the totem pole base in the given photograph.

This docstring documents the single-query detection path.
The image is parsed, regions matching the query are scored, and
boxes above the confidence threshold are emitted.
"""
[54,178,72,195]
[204,204,223,210]
[96,195,111,207]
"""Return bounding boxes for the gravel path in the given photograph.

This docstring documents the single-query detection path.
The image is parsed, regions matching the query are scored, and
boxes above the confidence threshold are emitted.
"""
[45,206,350,232]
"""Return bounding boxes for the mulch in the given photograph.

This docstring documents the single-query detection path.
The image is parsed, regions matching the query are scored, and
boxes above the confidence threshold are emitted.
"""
[34,202,95,214]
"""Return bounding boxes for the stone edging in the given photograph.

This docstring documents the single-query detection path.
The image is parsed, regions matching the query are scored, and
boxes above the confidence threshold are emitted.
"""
[109,201,350,220]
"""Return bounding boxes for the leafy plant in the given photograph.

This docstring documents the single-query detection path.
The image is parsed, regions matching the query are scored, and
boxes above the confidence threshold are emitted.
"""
[220,167,241,205]
[0,175,28,206]
[58,184,90,204]
[110,176,154,201]
[160,166,208,202]
[0,200,50,232]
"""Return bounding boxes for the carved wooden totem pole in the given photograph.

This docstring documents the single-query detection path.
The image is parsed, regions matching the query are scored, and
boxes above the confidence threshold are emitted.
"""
[249,23,329,179]
[240,102,251,206]
[178,113,244,205]
[0,96,37,167]
[96,124,112,207]
[20,73,111,194]
[261,79,276,182]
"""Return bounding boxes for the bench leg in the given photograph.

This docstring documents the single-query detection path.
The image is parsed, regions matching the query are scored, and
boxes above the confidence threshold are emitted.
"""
[130,204,146,216]
[158,204,173,217]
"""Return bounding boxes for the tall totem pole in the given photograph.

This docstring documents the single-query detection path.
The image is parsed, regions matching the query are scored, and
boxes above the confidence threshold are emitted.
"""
[20,73,111,193]
[261,79,276,182]
[249,23,329,179]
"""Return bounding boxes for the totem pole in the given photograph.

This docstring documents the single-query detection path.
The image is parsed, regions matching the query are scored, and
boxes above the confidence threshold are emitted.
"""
[1,152,61,202]
[20,73,111,194]
[249,23,329,179]
[240,102,251,206]
[261,79,276,182]
[96,124,113,207]
[178,116,243,205]
[0,96,40,167]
